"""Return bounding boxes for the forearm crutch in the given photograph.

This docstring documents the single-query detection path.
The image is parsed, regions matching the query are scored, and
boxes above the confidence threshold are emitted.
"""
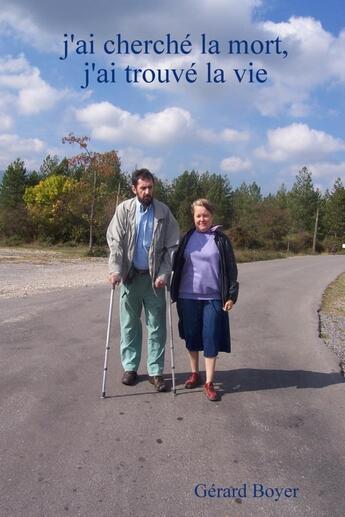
[101,284,115,399]
[166,287,176,396]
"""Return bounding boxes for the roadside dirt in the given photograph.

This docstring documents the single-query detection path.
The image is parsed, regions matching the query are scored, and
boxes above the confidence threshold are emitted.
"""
[0,247,108,298]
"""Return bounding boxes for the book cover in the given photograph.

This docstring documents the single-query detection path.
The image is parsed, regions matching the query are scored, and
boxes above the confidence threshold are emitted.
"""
[0,1,344,516]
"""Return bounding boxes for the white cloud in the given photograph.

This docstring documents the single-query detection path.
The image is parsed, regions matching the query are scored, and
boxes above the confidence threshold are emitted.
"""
[75,102,193,146]
[281,161,345,192]
[76,101,252,152]
[118,147,163,175]
[0,54,67,114]
[0,133,46,169]
[0,1,262,52]
[262,16,333,56]
[0,4,60,52]
[256,123,345,162]
[0,1,344,192]
[0,114,13,131]
[198,127,250,143]
[256,16,345,115]
[1,2,345,118]
[303,161,345,179]
[197,129,219,143]
[104,13,345,114]
[220,156,252,172]
[18,82,61,115]
[221,128,250,142]
[255,83,311,118]
[329,29,345,82]
[0,133,45,152]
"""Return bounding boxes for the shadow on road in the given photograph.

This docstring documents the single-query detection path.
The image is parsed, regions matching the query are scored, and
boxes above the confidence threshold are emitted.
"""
[177,368,345,395]
[103,369,344,399]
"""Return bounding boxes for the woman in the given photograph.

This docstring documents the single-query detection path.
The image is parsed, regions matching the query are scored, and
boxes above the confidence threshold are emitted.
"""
[170,199,239,401]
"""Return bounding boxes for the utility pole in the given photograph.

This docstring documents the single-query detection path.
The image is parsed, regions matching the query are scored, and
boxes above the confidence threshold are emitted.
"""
[312,206,319,253]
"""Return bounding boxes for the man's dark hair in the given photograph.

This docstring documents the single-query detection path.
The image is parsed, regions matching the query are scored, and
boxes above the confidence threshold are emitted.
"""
[131,168,155,186]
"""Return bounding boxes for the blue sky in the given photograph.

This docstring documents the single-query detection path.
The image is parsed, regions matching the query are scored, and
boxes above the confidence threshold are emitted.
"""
[0,0,344,193]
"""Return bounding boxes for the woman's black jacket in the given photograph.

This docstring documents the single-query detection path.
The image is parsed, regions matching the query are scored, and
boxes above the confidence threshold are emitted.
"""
[170,228,239,305]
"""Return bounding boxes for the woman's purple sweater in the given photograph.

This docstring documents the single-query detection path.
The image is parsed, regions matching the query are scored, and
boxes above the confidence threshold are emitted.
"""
[178,229,221,300]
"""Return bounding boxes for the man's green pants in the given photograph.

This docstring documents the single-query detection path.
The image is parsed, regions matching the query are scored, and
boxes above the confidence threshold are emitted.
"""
[120,274,166,376]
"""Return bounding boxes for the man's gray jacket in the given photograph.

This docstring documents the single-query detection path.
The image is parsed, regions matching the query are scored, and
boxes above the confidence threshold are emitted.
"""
[107,197,180,285]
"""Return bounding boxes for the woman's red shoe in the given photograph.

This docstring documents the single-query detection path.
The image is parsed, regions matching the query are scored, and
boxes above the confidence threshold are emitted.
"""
[184,372,200,389]
[204,382,219,401]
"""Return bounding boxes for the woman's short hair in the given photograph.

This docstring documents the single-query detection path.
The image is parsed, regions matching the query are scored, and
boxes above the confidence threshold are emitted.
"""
[191,198,215,215]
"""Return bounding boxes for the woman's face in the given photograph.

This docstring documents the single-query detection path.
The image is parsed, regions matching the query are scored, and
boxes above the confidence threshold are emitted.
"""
[193,206,213,232]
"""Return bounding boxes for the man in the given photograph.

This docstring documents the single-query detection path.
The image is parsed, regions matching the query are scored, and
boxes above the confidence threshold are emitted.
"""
[107,168,180,392]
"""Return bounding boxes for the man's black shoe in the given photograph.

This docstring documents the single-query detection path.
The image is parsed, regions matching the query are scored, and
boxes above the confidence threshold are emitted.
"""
[122,371,137,386]
[148,375,167,392]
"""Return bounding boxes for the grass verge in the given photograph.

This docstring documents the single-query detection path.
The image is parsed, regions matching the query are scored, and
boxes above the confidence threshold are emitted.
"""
[0,242,343,266]
[321,272,345,317]
[235,249,294,263]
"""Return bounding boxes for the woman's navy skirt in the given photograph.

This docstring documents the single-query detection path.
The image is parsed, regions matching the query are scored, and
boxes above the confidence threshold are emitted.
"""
[176,298,231,357]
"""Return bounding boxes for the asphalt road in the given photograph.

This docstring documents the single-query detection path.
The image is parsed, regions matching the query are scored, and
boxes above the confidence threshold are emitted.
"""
[1,255,345,517]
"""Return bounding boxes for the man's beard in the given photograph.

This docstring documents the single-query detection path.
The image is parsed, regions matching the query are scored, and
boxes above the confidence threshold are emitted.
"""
[141,195,152,207]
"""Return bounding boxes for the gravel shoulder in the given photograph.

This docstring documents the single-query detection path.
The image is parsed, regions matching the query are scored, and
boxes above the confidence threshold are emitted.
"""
[0,247,108,298]
[319,272,345,369]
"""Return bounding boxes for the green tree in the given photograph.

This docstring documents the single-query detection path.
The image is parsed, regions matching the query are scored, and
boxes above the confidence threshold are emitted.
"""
[231,182,262,248]
[325,177,345,241]
[289,167,321,233]
[25,156,74,189]
[167,170,234,232]
[0,158,34,241]
[168,170,203,232]
[152,176,170,206]
[275,183,290,210]
[256,196,291,250]
[0,158,27,209]
[39,154,69,178]
[198,172,234,228]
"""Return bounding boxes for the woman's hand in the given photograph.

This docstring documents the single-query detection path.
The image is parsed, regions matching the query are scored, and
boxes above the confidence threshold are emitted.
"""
[223,299,234,312]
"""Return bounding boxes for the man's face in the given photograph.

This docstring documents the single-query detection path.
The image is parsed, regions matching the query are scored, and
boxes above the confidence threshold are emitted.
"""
[132,178,154,206]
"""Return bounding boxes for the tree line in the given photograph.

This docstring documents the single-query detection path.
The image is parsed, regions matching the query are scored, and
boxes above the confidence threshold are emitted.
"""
[0,137,344,255]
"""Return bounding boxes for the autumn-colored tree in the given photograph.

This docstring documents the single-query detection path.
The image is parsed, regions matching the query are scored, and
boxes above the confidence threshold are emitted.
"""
[62,133,123,251]
[24,175,83,242]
